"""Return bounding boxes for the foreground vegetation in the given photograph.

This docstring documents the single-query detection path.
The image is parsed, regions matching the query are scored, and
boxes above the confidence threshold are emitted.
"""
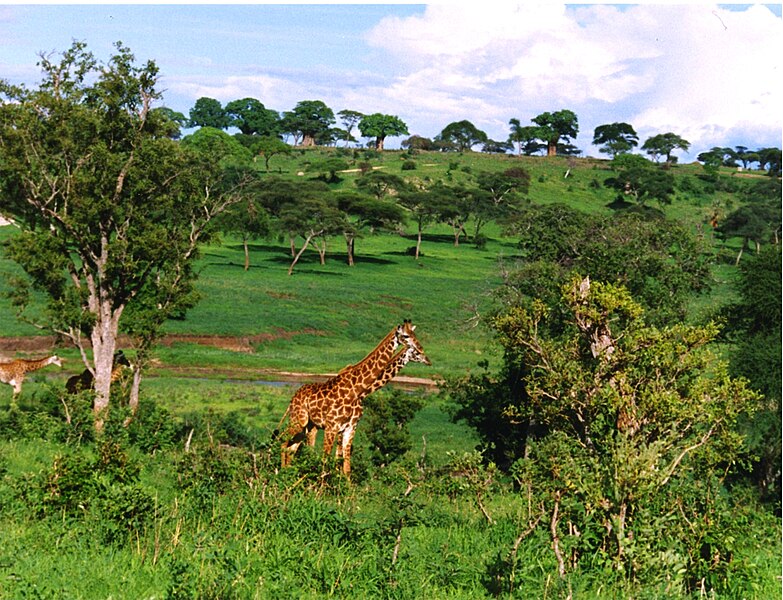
[0,381,779,599]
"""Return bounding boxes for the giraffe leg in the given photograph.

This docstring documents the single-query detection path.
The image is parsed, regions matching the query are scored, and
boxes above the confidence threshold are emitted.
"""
[341,426,356,479]
[280,421,308,468]
[322,429,337,459]
[306,425,318,447]
[10,379,22,406]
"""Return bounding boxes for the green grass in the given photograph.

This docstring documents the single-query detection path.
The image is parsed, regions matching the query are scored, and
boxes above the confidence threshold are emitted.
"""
[0,151,758,381]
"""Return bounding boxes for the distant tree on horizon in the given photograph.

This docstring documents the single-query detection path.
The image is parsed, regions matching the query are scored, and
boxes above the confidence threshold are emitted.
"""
[531,109,579,157]
[642,132,690,165]
[358,113,409,150]
[224,97,280,137]
[592,122,639,158]
[436,120,488,152]
[189,96,230,129]
[281,100,335,147]
[508,118,546,156]
[337,109,365,146]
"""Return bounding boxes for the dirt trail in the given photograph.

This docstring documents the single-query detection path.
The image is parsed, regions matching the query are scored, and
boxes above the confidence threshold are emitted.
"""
[0,335,439,390]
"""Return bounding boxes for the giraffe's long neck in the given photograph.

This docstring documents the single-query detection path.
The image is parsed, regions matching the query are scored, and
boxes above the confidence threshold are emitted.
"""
[339,326,400,389]
[21,356,58,373]
[363,348,412,396]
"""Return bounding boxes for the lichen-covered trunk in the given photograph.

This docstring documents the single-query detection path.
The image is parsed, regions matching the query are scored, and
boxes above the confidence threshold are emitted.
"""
[344,234,355,266]
[243,236,250,271]
[91,299,122,432]
[125,357,144,426]
[89,242,124,432]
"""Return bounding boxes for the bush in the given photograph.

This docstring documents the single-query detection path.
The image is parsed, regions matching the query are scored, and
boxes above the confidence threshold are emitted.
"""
[450,276,764,592]
[14,439,143,518]
[361,389,424,468]
[127,396,182,454]
[401,160,417,171]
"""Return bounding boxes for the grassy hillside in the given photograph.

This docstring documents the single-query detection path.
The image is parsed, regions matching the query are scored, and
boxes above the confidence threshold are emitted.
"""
[0,150,762,383]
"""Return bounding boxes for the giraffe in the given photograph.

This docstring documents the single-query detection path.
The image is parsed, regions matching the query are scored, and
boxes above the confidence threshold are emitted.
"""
[0,355,63,401]
[280,320,422,477]
[66,350,133,394]
[328,330,431,475]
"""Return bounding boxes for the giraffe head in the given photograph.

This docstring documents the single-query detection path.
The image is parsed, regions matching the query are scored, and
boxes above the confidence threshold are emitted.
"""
[398,320,431,365]
[401,341,430,366]
[49,355,63,368]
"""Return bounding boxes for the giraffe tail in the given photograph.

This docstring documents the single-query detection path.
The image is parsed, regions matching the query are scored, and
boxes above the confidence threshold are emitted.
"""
[271,405,291,440]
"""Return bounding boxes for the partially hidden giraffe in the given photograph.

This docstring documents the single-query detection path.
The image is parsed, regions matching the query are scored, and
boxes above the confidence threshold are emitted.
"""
[327,329,431,476]
[66,350,133,394]
[280,320,428,477]
[0,355,63,400]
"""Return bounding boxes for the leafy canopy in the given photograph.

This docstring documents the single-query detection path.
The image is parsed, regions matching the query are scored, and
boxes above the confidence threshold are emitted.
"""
[0,41,245,426]
[358,113,409,150]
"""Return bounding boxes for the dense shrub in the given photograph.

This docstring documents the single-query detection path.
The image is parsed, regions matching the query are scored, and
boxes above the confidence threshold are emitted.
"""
[361,388,424,468]
[447,276,764,593]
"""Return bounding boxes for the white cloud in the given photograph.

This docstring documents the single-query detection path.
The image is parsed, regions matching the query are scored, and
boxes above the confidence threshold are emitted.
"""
[164,73,311,113]
[623,5,782,149]
[364,3,782,152]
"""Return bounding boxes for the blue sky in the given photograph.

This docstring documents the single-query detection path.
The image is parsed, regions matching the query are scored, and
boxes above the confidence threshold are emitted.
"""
[1,3,780,157]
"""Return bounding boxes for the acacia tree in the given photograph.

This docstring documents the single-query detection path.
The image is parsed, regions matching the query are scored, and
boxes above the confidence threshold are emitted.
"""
[436,120,488,152]
[430,183,473,246]
[641,132,690,164]
[0,42,244,429]
[252,135,291,172]
[508,118,545,156]
[337,109,364,146]
[398,187,441,259]
[717,203,780,263]
[354,171,408,200]
[592,122,639,158]
[756,147,782,176]
[358,113,409,150]
[181,128,268,271]
[472,168,531,239]
[531,109,579,157]
[280,193,344,274]
[604,154,676,208]
[334,191,405,265]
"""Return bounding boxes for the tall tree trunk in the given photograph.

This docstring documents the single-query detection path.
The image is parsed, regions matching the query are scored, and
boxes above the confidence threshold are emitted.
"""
[315,238,327,265]
[547,141,557,157]
[91,301,122,432]
[345,234,355,266]
[735,245,744,266]
[126,362,143,426]
[243,236,250,271]
[288,230,321,275]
